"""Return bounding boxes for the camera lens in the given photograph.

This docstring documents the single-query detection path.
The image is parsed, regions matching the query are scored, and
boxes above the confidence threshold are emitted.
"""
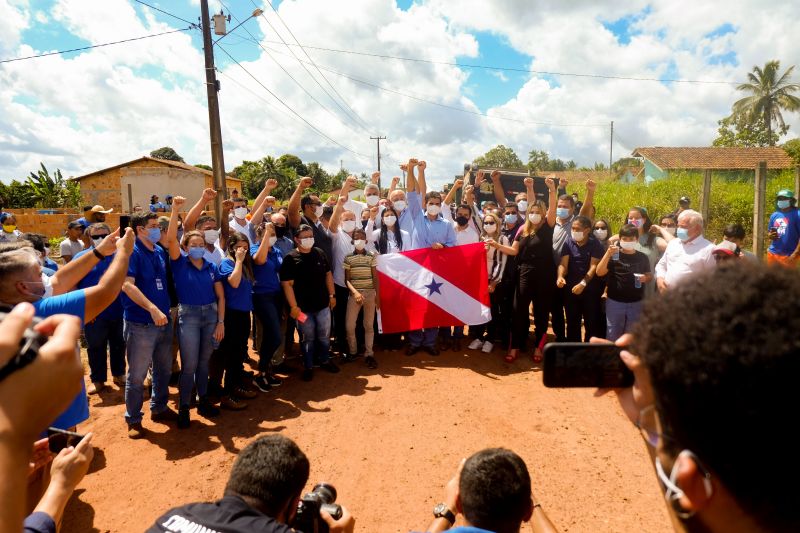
[312,483,337,504]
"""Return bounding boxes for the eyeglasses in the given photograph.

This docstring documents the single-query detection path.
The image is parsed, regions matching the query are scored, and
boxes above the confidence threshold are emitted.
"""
[92,234,110,239]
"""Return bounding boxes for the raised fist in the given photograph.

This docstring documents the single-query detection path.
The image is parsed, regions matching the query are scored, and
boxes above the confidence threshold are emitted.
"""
[417,160,427,171]
[544,177,555,190]
[222,199,234,210]
[299,177,313,190]
[585,179,597,192]
[265,178,278,190]
[453,178,464,190]
[523,177,533,188]
[490,170,501,179]
[202,188,217,201]
[172,196,186,209]
[371,171,381,183]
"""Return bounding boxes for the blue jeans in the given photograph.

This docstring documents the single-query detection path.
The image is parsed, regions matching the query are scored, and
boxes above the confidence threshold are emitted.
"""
[408,328,438,348]
[605,298,644,342]
[298,308,331,369]
[177,303,218,408]
[124,320,173,424]
[85,316,125,383]
[252,292,283,372]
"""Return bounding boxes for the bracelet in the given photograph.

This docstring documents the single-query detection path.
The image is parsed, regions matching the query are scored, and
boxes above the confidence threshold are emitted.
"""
[579,280,587,287]
[217,320,224,324]
[329,294,335,299]
[92,248,104,260]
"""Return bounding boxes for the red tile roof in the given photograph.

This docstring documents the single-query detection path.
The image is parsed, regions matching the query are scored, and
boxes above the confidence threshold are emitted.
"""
[632,147,795,170]
[72,156,240,181]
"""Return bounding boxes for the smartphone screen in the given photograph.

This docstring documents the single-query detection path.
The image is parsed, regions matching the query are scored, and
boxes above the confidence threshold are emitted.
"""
[47,427,84,454]
[542,342,633,388]
[119,215,130,232]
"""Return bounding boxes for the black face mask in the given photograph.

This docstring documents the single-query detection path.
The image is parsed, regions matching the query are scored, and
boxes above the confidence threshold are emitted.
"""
[274,226,287,238]
[456,216,469,227]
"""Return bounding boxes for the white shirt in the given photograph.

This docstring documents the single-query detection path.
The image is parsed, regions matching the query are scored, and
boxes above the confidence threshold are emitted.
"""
[443,204,481,246]
[368,228,410,254]
[59,238,84,259]
[229,218,254,245]
[203,244,225,266]
[331,219,374,287]
[655,235,716,287]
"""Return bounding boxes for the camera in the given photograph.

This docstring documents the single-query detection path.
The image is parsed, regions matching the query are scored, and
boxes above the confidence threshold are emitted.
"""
[0,307,46,384]
[291,483,343,533]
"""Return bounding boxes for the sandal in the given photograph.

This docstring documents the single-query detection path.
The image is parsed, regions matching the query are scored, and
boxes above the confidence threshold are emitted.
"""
[532,348,543,364]
[504,349,519,363]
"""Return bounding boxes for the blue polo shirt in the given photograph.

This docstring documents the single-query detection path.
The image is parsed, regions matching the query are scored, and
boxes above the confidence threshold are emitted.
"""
[170,254,220,306]
[408,192,456,249]
[219,258,253,312]
[74,248,123,321]
[34,290,90,430]
[561,236,605,287]
[121,239,171,323]
[768,208,800,256]
[251,245,283,295]
[44,257,59,272]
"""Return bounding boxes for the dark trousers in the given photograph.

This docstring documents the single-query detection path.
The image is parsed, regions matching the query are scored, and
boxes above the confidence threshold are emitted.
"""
[564,289,601,342]
[512,268,555,350]
[85,316,126,383]
[550,286,567,342]
[470,288,503,341]
[333,284,350,351]
[209,308,251,395]
[252,292,283,373]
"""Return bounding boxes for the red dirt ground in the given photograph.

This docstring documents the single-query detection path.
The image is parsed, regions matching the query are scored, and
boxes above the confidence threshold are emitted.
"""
[61,346,672,533]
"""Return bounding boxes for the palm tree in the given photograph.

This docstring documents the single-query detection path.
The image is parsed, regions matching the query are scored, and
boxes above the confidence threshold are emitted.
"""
[732,60,800,145]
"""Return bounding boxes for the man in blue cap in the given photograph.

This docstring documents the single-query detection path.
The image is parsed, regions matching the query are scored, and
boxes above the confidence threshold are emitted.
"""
[767,188,800,267]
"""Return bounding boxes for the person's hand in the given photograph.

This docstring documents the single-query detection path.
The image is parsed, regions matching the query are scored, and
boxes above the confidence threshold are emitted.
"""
[768,228,778,240]
[172,196,186,210]
[607,244,620,258]
[444,458,466,513]
[453,179,464,190]
[325,195,338,206]
[221,199,234,211]
[593,334,654,425]
[656,277,668,293]
[213,322,224,342]
[149,306,168,326]
[298,177,313,191]
[29,438,53,475]
[417,160,427,171]
[484,238,497,248]
[464,185,474,196]
[96,227,120,257]
[544,177,556,191]
[353,292,363,305]
[116,227,135,256]
[289,306,301,320]
[524,177,533,188]
[201,188,217,202]
[320,504,355,533]
[432,243,444,250]
[264,178,278,191]
[391,176,401,189]
[572,282,585,295]
[585,179,597,193]
[556,276,566,288]
[369,206,379,220]
[371,171,380,184]
[337,195,347,206]
[329,296,337,310]
[49,433,94,494]
[559,176,569,189]
[490,169,501,180]
[235,247,247,263]
[344,175,358,191]
[265,196,276,206]
[0,305,83,445]
[649,224,661,235]
[488,281,497,294]
[399,163,408,172]
[408,158,418,169]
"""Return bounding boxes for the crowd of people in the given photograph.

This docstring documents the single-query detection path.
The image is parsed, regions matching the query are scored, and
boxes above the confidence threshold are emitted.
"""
[0,160,799,532]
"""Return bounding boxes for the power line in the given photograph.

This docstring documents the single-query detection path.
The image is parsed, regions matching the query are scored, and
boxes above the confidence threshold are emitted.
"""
[215,43,372,161]
[0,26,193,64]
[131,0,198,27]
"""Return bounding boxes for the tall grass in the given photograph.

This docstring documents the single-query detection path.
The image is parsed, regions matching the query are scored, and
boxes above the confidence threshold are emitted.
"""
[569,170,796,250]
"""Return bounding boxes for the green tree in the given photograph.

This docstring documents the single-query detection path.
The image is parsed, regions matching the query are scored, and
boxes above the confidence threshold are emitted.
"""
[63,180,82,209]
[276,154,308,177]
[527,149,550,171]
[732,60,800,145]
[150,146,185,162]
[783,138,800,166]
[474,145,525,169]
[27,163,69,208]
[194,163,212,171]
[612,157,643,172]
[712,113,786,147]
[0,180,36,209]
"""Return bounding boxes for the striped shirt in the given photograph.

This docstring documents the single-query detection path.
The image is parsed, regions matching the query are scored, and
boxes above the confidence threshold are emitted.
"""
[343,251,377,290]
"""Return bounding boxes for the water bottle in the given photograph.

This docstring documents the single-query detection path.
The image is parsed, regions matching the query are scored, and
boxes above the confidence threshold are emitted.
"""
[634,273,642,289]
[613,248,620,261]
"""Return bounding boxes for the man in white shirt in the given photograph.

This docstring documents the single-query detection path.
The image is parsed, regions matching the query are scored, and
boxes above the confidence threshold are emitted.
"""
[655,209,716,292]
[60,221,85,263]
[229,197,255,245]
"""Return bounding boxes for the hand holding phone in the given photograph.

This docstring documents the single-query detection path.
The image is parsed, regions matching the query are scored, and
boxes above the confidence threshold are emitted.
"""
[47,427,85,454]
[542,342,633,388]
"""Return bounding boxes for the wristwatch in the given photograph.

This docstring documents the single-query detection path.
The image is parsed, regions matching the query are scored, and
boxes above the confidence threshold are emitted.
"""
[433,503,455,524]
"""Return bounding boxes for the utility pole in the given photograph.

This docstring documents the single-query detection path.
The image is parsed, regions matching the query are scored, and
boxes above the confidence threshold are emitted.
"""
[200,0,226,222]
[609,121,614,177]
[370,135,386,190]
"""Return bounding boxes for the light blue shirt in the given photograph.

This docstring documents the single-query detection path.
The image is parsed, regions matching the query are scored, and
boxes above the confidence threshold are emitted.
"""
[409,192,456,249]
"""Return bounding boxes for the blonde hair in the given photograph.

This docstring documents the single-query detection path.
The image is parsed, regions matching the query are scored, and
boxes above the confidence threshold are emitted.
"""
[481,212,502,238]
[521,200,547,237]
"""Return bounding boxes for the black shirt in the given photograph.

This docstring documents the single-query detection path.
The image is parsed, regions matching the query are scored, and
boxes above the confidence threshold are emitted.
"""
[280,247,331,313]
[605,250,651,303]
[146,495,296,533]
[298,215,333,267]
[156,242,179,308]
[515,223,556,273]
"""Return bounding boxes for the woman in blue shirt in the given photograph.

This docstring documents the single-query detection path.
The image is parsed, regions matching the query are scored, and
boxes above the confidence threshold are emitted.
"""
[250,222,284,392]
[166,200,225,428]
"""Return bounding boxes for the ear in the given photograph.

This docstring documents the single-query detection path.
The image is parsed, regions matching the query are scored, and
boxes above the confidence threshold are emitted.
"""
[279,495,301,524]
[455,495,463,516]
[674,453,713,512]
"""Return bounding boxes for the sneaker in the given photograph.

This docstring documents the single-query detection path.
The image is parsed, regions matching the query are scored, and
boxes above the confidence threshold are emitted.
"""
[87,381,104,395]
[177,408,190,429]
[320,361,340,374]
[151,407,179,423]
[481,341,494,353]
[405,345,420,356]
[197,398,220,418]
[221,396,247,410]
[302,369,314,382]
[234,387,257,400]
[253,375,272,393]
[340,353,358,364]
[424,346,440,356]
[266,375,283,387]
[468,339,484,350]
[112,375,126,386]
[365,356,378,369]
[127,422,145,439]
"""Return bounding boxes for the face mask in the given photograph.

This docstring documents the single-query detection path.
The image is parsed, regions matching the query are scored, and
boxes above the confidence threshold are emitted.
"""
[556,208,570,219]
[628,218,644,228]
[3,224,16,233]
[300,237,315,249]
[274,226,287,238]
[571,231,584,241]
[341,220,356,233]
[655,451,713,520]
[426,204,441,216]
[593,229,608,240]
[620,240,637,251]
[234,207,248,219]
[384,215,397,227]
[777,199,791,209]
[268,236,278,247]
[314,205,324,218]
[203,229,219,244]
[483,222,497,233]
[676,227,690,241]
[529,213,542,224]
[504,214,518,225]
[20,280,46,300]
[365,195,380,206]
[663,226,676,236]
[455,216,469,227]
[392,200,406,212]
[146,227,162,244]
[92,236,104,247]
[354,239,366,251]
[517,201,528,213]
[188,247,205,260]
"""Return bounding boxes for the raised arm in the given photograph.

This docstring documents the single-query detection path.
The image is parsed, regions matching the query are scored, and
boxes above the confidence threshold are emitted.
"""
[490,170,507,207]
[50,228,120,295]
[596,244,617,277]
[166,196,185,261]
[250,178,278,221]
[416,159,428,201]
[330,177,357,234]
[488,238,519,256]
[219,199,232,250]
[184,188,217,231]
[252,223,272,265]
[524,176,535,206]
[545,177,557,227]
[227,247,246,288]
[389,175,401,194]
[250,180,276,229]
[288,177,314,229]
[83,228,135,322]
[405,159,418,195]
[444,176,464,206]
[579,179,596,220]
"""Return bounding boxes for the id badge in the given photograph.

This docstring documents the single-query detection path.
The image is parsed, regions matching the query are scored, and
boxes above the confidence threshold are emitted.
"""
[155,278,164,291]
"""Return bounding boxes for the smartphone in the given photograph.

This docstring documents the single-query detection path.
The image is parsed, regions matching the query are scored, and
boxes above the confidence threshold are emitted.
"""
[296,311,308,324]
[542,342,633,388]
[47,427,84,454]
[119,215,131,232]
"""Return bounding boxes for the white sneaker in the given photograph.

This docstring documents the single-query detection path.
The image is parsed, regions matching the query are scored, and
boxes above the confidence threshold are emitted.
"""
[481,341,494,353]
[468,339,484,350]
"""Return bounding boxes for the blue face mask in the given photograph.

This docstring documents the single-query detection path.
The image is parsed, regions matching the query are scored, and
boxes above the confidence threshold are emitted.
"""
[188,247,205,260]
[146,227,162,243]
[504,214,518,224]
[556,208,570,219]
[676,227,690,241]
[777,199,791,209]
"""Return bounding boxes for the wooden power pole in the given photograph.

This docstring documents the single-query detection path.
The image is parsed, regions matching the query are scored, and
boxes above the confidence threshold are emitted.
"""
[753,161,767,257]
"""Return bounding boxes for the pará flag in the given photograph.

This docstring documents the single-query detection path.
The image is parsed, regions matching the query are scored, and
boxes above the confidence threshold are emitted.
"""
[376,242,491,334]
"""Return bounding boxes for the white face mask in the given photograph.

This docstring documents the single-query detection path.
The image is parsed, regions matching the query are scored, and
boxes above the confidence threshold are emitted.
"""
[365,195,380,206]
[354,239,366,251]
[392,200,406,212]
[203,229,219,244]
[664,226,676,236]
[300,237,315,249]
[571,230,585,241]
[620,240,637,251]
[517,200,528,213]
[593,229,608,240]
[528,213,542,224]
[427,204,441,216]
[268,236,277,247]
[341,220,356,233]
[314,205,324,218]
[384,215,397,227]
[234,207,248,219]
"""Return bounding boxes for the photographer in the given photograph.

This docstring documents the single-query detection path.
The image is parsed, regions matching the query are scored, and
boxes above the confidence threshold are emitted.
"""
[147,435,355,533]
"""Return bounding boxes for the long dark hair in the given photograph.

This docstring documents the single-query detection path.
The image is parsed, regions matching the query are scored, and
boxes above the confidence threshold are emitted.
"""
[628,206,655,248]
[378,206,403,254]
[226,231,254,281]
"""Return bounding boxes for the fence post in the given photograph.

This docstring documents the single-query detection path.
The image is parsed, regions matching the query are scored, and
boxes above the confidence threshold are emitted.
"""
[701,169,712,223]
[753,161,767,258]
[127,183,133,214]
[795,166,799,198]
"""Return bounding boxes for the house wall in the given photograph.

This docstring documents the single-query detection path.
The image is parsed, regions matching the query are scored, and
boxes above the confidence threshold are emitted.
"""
[643,160,667,181]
